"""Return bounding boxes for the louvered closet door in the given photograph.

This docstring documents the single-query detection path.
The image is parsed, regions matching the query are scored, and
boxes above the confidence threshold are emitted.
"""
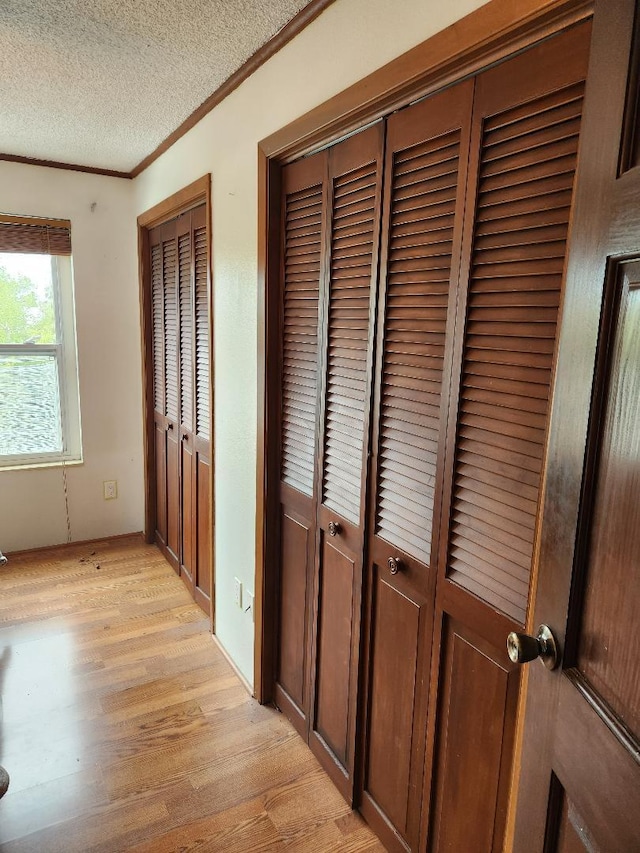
[149,206,211,615]
[309,123,384,801]
[177,212,196,597]
[150,219,180,571]
[274,151,327,737]
[191,204,212,614]
[359,80,473,853]
[427,26,590,853]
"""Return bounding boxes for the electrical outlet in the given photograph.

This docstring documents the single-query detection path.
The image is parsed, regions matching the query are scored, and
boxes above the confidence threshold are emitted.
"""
[234,577,242,609]
[244,590,254,622]
[103,480,118,500]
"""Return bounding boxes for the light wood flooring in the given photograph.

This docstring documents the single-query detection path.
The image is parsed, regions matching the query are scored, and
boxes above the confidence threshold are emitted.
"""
[0,535,385,852]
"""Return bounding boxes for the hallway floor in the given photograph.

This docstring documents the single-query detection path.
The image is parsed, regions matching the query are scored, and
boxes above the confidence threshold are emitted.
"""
[0,535,384,852]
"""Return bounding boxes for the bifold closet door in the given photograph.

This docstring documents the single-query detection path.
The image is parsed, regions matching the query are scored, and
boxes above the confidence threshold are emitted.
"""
[273,124,384,799]
[189,205,212,613]
[149,205,212,615]
[308,123,384,800]
[359,79,474,852]
[275,149,327,737]
[151,219,180,568]
[426,24,590,853]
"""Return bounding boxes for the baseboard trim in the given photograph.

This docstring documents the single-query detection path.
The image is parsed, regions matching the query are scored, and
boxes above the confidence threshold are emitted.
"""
[212,634,254,697]
[5,531,145,560]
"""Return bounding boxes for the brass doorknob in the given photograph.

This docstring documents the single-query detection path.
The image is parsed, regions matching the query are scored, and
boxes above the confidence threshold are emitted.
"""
[328,521,341,537]
[388,556,401,575]
[507,625,559,670]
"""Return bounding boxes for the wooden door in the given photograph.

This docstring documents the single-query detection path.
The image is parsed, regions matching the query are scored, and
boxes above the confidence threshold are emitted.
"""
[191,205,212,613]
[359,80,473,852]
[514,3,640,850]
[151,219,180,571]
[177,211,196,596]
[274,150,327,738]
[425,24,591,853]
[308,123,384,800]
[149,206,212,615]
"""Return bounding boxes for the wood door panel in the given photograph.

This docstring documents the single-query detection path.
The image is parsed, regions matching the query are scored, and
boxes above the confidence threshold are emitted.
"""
[361,79,474,853]
[512,7,640,849]
[180,438,194,591]
[550,675,640,853]
[313,532,356,771]
[274,151,327,735]
[166,426,180,562]
[576,262,640,738]
[309,123,384,802]
[154,421,167,545]
[195,453,211,601]
[277,510,311,711]
[362,569,430,843]
[446,75,586,624]
[429,617,519,853]
[320,126,382,527]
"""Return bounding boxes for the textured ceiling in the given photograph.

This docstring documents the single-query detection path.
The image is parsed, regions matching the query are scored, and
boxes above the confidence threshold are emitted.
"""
[0,0,312,172]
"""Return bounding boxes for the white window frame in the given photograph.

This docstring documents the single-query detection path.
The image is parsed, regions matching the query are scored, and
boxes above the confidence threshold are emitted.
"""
[0,254,82,469]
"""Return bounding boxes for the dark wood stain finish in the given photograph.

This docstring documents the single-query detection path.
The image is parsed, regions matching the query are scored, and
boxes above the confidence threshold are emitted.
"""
[256,0,595,710]
[143,195,213,617]
[514,1,640,850]
[429,618,519,853]
[419,25,590,853]
[359,79,473,853]
[308,124,384,802]
[257,6,602,853]
[273,151,327,737]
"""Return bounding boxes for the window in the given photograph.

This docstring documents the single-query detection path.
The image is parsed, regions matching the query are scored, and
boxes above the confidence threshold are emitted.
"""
[0,215,82,468]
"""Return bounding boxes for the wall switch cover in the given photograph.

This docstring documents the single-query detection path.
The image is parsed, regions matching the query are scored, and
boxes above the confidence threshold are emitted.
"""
[234,577,242,609]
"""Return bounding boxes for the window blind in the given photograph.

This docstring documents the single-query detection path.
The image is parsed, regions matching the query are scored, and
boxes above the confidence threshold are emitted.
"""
[0,215,72,255]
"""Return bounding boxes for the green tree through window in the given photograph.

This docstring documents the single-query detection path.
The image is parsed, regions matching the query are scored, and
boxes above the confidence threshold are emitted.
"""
[0,264,56,344]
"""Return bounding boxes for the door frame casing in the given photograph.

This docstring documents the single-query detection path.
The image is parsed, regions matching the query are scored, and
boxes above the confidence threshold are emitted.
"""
[137,174,215,631]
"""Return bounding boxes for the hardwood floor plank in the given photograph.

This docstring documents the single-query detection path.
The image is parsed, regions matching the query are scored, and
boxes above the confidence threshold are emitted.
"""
[0,539,385,851]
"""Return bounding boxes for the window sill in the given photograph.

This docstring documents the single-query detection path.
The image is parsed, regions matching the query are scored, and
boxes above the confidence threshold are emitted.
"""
[0,457,83,473]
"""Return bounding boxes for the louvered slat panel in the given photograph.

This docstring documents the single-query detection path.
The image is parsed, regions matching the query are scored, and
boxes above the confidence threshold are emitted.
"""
[178,232,193,431]
[281,184,323,495]
[375,129,461,562]
[323,163,377,523]
[151,243,164,414]
[448,83,584,623]
[162,239,178,420]
[194,226,209,439]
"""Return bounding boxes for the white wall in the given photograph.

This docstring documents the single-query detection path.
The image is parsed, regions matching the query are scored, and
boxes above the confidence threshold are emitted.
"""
[0,163,143,553]
[134,0,490,685]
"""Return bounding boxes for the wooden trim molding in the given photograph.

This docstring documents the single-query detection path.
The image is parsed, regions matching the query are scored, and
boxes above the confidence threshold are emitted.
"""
[254,0,594,704]
[260,0,592,161]
[0,1,337,182]
[137,175,211,228]
[137,174,216,633]
[0,152,131,180]
[6,531,144,559]
[129,0,338,178]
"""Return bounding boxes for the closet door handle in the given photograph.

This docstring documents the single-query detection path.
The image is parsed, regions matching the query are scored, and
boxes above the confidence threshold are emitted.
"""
[167,423,174,431]
[328,521,341,537]
[388,556,402,575]
[182,433,189,442]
